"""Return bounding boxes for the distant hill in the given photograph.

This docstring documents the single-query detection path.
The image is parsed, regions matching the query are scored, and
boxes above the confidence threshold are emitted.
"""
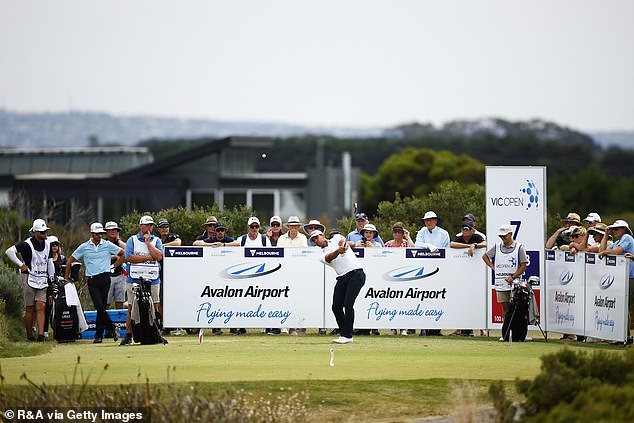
[0,109,631,150]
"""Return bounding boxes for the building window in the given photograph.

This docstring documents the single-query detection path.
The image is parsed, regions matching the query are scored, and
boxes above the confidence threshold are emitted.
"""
[191,192,216,208]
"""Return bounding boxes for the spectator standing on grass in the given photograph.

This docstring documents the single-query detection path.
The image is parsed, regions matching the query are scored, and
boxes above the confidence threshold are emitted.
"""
[44,235,65,339]
[119,215,164,346]
[310,229,366,344]
[5,219,55,342]
[385,222,415,336]
[482,224,528,333]
[104,221,127,310]
[66,222,125,344]
[599,220,634,345]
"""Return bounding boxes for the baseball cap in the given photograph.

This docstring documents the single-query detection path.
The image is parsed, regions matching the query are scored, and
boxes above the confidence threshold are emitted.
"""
[157,218,170,228]
[104,221,121,231]
[270,215,282,224]
[247,216,261,226]
[90,222,107,234]
[355,212,369,221]
[139,215,155,225]
[497,224,513,236]
[583,212,601,224]
[48,235,60,245]
[463,213,476,222]
[309,229,324,240]
[214,221,227,230]
[561,213,581,225]
[461,222,474,230]
[30,219,50,232]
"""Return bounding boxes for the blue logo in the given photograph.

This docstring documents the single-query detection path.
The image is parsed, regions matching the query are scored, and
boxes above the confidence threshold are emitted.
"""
[559,270,574,285]
[382,265,440,282]
[599,274,615,290]
[221,262,282,279]
[586,254,596,264]
[405,249,445,259]
[546,250,555,261]
[165,247,203,258]
[520,179,539,210]
[352,248,365,258]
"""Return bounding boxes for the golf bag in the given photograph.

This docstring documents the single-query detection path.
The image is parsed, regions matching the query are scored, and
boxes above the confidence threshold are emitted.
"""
[49,275,79,343]
[131,277,165,345]
[501,280,530,342]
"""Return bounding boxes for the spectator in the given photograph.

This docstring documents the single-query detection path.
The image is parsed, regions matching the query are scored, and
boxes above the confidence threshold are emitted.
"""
[353,223,380,248]
[195,215,218,241]
[415,211,450,252]
[304,219,326,247]
[5,219,55,342]
[576,223,611,253]
[482,224,528,338]
[156,218,182,334]
[561,226,587,253]
[120,216,164,346]
[193,221,235,247]
[104,221,127,310]
[450,222,487,336]
[583,212,602,247]
[224,216,272,248]
[384,222,415,248]
[44,235,66,340]
[66,222,125,344]
[347,213,384,246]
[266,215,283,246]
[599,220,634,345]
[546,212,582,249]
[278,216,308,247]
[456,213,487,241]
[385,222,415,336]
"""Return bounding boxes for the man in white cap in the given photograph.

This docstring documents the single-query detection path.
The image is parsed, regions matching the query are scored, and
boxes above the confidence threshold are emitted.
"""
[415,211,450,252]
[5,219,55,342]
[266,215,284,246]
[599,219,634,344]
[120,215,164,345]
[66,222,125,343]
[482,224,528,327]
[583,212,602,247]
[310,229,366,344]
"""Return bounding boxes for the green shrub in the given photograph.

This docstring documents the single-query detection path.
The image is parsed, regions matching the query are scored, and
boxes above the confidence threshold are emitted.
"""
[490,348,634,422]
[0,264,23,319]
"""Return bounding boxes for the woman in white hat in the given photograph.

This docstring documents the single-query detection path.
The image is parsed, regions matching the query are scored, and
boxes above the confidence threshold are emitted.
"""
[353,223,379,248]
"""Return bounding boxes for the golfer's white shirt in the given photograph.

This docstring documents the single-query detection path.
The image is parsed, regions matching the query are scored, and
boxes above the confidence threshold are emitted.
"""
[319,234,362,276]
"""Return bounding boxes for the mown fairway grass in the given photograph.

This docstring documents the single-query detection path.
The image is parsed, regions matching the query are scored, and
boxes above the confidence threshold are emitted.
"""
[0,330,626,422]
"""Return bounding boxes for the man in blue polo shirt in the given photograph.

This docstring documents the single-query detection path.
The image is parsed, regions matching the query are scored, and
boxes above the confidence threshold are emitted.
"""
[65,222,125,343]
[119,215,164,346]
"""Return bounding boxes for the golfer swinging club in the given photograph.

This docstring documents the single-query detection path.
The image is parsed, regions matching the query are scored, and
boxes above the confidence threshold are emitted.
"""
[310,229,366,344]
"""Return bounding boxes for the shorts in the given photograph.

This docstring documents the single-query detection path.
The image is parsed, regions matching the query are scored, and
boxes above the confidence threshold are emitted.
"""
[108,274,126,303]
[126,282,160,304]
[20,273,47,306]
[495,290,511,303]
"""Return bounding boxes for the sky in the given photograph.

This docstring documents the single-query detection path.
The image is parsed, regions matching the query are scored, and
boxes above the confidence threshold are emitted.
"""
[1,0,633,132]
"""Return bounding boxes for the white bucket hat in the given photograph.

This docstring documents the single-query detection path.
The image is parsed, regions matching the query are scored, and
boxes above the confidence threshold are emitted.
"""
[608,220,632,235]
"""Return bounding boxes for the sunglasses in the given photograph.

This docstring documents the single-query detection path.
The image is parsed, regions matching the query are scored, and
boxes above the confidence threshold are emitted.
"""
[270,222,281,227]
[215,228,226,232]
[249,225,260,229]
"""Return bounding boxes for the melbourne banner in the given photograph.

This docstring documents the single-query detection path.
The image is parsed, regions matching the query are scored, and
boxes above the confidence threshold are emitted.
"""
[485,166,546,329]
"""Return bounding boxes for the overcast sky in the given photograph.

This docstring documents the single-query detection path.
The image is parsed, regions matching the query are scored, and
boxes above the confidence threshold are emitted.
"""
[1,1,632,132]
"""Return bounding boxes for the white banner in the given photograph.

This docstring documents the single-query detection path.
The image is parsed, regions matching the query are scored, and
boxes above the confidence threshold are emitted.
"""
[584,253,629,342]
[163,246,325,328]
[324,248,487,329]
[545,250,586,336]
[485,166,546,328]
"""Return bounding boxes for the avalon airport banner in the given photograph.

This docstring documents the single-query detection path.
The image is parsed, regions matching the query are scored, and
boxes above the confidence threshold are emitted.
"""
[162,246,325,328]
[324,247,487,329]
[485,166,546,329]
[164,246,487,330]
[544,251,629,342]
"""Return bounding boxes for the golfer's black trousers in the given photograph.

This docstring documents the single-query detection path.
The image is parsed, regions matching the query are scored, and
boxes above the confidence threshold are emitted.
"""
[87,272,115,339]
[332,268,366,338]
